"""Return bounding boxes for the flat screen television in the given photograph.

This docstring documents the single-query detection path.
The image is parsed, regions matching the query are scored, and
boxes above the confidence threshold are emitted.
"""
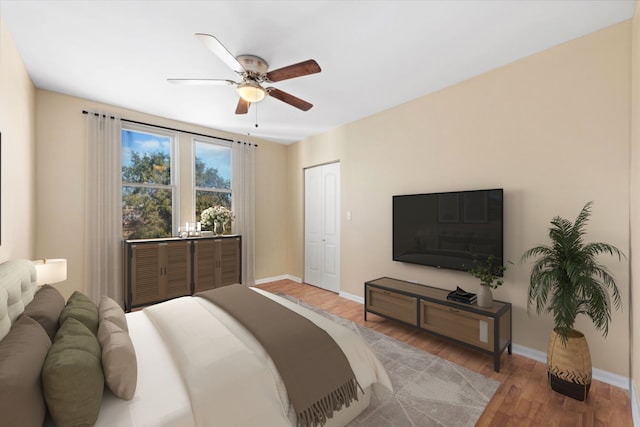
[392,188,504,274]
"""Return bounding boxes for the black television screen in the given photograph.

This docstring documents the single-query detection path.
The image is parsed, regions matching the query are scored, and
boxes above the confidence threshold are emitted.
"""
[392,189,504,274]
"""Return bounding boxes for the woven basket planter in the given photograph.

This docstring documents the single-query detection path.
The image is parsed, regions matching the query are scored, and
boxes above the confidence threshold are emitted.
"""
[547,328,592,401]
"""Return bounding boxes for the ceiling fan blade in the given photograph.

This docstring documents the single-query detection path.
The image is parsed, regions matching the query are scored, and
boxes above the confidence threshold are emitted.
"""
[167,78,236,86]
[235,98,250,115]
[268,88,313,111]
[195,33,245,74]
[265,59,321,82]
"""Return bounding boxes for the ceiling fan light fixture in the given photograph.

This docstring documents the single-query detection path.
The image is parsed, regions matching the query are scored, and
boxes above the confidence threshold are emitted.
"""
[237,81,266,103]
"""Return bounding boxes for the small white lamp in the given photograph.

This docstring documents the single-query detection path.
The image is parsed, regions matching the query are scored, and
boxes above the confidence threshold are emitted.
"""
[32,258,67,286]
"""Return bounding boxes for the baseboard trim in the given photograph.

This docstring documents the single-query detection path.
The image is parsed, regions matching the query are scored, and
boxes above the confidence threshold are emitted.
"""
[511,344,629,391]
[338,291,364,304]
[254,275,302,285]
[632,382,640,427]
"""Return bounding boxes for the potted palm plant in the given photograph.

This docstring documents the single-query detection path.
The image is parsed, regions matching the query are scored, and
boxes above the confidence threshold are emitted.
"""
[520,201,624,401]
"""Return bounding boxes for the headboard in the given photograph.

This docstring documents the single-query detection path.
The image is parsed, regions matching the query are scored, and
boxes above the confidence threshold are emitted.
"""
[0,259,38,341]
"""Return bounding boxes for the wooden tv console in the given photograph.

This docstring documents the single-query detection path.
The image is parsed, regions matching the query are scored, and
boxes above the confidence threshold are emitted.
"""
[364,277,512,372]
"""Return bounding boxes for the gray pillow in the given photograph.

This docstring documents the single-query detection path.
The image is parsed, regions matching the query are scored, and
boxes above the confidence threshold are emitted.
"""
[98,318,137,400]
[0,315,52,427]
[23,284,65,342]
[99,295,128,332]
[42,317,104,427]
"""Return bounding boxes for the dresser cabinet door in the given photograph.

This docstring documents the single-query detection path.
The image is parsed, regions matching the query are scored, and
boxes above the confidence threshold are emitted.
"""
[218,237,241,287]
[128,241,191,307]
[366,287,417,326]
[129,244,162,307]
[420,300,495,351]
[193,239,216,293]
[163,241,192,299]
[193,237,241,292]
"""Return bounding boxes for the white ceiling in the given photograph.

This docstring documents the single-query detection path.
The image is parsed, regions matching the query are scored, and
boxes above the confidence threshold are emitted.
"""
[1,1,635,144]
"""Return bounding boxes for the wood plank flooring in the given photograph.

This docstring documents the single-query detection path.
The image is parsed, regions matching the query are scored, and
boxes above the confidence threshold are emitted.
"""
[257,279,633,426]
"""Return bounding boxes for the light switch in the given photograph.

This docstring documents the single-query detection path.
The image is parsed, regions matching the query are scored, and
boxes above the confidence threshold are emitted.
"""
[346,211,352,220]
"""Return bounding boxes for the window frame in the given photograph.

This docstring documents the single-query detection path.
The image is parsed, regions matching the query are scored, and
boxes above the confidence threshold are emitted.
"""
[193,135,233,219]
[121,123,179,238]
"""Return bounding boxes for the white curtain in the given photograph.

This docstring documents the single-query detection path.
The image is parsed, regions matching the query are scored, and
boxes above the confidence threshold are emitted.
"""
[232,141,256,286]
[84,112,123,304]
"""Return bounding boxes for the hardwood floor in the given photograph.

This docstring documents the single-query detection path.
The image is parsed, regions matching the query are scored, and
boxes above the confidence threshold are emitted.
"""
[257,279,633,426]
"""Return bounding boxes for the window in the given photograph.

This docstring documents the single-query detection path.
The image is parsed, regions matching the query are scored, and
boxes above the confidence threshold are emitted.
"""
[194,138,232,221]
[120,125,232,240]
[121,126,176,239]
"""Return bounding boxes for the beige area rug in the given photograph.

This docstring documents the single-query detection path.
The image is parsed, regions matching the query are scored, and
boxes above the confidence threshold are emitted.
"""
[278,294,500,427]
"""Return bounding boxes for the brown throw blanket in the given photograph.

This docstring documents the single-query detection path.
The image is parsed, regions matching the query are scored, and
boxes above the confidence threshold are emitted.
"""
[196,285,360,427]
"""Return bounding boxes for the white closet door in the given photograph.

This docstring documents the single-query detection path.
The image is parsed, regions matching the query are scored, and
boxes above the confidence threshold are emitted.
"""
[304,163,340,292]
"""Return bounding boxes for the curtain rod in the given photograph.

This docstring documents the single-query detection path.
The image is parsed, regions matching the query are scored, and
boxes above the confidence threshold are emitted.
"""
[81,110,257,147]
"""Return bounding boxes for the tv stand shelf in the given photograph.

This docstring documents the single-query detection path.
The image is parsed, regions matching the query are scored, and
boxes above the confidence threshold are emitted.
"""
[364,277,512,372]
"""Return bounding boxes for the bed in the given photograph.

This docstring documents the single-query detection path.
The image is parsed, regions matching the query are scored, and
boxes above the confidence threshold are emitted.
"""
[0,259,391,427]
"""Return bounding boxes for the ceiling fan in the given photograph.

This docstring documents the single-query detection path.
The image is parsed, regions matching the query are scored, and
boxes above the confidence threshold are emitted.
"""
[168,33,321,114]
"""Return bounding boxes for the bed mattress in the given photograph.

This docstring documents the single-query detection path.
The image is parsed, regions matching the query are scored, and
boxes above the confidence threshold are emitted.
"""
[94,310,196,427]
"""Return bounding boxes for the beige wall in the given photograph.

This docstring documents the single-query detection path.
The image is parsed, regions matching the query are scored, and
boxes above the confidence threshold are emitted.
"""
[288,22,632,376]
[34,90,289,298]
[0,18,36,261]
[631,0,640,413]
[255,136,289,279]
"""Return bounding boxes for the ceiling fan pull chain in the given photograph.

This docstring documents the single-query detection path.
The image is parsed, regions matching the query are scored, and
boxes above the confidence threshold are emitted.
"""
[255,102,259,128]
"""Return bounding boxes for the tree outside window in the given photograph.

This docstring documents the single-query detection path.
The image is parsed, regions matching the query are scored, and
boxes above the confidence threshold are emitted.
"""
[122,128,175,239]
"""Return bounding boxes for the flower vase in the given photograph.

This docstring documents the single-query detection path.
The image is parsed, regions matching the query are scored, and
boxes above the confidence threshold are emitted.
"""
[223,220,232,235]
[477,284,493,308]
[213,221,222,236]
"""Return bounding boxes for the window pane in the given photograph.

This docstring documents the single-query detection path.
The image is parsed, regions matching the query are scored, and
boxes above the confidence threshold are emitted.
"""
[122,130,171,185]
[122,186,173,239]
[195,141,231,189]
[196,190,231,221]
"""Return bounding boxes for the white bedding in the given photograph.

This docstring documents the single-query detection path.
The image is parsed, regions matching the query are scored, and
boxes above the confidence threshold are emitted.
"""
[88,288,391,427]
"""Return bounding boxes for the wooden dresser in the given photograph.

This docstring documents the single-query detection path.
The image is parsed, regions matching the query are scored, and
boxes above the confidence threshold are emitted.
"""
[124,235,241,311]
[365,277,512,372]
